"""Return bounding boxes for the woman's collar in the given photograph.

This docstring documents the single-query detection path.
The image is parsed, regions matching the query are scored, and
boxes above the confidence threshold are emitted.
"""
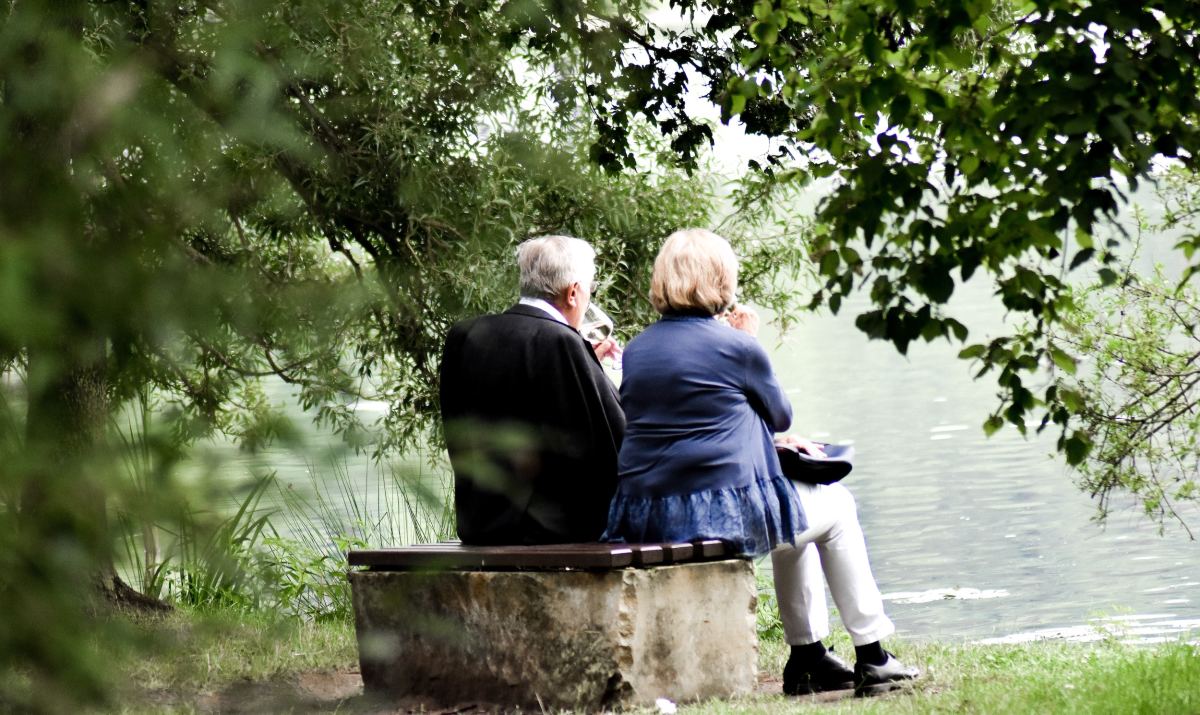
[660,309,717,320]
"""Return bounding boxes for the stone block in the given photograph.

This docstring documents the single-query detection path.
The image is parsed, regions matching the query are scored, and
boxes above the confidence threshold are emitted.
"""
[349,559,757,710]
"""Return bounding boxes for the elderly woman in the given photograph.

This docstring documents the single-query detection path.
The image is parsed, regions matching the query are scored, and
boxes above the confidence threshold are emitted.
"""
[604,229,918,696]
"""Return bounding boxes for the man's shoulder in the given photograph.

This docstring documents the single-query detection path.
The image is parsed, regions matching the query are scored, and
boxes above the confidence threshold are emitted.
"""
[453,306,572,334]
[447,313,482,335]
[449,307,584,352]
[503,304,579,334]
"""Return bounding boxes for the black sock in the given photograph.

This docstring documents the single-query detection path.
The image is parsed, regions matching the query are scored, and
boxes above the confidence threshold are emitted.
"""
[855,640,888,666]
[789,640,827,667]
[859,643,888,667]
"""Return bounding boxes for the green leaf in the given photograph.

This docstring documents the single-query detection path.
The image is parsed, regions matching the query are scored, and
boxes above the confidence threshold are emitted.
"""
[1108,114,1133,145]
[1059,388,1084,413]
[751,21,778,45]
[1063,431,1092,466]
[918,267,954,302]
[942,46,972,70]
[889,93,911,122]
[1183,265,1200,287]
[958,344,986,360]
[819,250,840,276]
[1176,238,1196,260]
[946,318,968,341]
[983,414,1004,436]
[1069,248,1095,270]
[862,31,882,63]
[1049,347,1077,374]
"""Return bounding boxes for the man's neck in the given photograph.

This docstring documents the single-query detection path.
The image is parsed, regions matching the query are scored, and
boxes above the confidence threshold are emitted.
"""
[518,296,568,325]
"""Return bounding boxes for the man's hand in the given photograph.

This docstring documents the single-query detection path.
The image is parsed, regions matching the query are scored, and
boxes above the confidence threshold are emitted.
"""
[725,304,759,337]
[774,434,826,457]
[592,337,622,363]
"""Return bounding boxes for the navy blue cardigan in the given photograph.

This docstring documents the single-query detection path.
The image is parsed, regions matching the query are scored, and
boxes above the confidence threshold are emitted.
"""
[603,314,806,556]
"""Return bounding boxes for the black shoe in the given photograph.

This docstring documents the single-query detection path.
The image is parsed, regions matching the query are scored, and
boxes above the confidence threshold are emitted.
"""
[854,651,920,697]
[783,648,855,695]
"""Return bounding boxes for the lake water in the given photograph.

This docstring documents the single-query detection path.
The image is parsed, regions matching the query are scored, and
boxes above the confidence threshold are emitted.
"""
[747,181,1200,644]
[761,278,1200,645]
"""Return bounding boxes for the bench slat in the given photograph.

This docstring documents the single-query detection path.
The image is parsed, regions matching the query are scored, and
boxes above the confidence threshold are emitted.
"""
[660,543,695,563]
[631,545,663,567]
[694,539,726,559]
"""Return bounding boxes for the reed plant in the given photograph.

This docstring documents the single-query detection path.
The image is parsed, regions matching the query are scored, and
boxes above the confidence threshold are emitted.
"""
[113,391,455,619]
[258,451,454,620]
[115,470,275,612]
[754,564,786,642]
[113,390,164,598]
[112,391,279,612]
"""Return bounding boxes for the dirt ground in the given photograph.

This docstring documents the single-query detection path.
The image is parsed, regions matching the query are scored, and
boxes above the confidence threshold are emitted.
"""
[163,669,852,713]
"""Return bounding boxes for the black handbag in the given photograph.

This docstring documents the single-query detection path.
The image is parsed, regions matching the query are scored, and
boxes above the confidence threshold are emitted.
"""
[775,442,854,485]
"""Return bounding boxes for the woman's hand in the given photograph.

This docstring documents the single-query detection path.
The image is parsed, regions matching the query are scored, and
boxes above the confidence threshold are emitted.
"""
[592,337,623,363]
[725,304,759,337]
[774,434,826,457]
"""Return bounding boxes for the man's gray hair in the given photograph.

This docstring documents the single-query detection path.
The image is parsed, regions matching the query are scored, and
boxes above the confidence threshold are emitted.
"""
[517,235,596,300]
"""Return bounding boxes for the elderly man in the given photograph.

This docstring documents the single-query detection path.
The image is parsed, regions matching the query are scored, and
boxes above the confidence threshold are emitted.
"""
[439,235,624,545]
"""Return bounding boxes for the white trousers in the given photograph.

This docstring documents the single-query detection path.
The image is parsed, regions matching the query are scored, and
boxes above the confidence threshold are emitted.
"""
[770,482,895,646]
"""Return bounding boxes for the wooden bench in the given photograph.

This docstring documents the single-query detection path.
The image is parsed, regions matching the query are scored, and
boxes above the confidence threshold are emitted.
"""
[348,540,757,710]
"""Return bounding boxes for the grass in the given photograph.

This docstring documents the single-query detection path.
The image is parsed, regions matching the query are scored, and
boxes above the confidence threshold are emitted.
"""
[114,609,357,711]
[694,636,1200,715]
[109,607,1200,714]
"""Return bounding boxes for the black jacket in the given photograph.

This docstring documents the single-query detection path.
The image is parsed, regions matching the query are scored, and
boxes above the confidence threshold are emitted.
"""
[439,304,625,544]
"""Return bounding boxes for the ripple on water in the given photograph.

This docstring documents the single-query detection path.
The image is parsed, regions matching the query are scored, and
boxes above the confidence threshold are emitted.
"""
[975,615,1200,645]
[883,587,1010,604]
[1144,581,1200,593]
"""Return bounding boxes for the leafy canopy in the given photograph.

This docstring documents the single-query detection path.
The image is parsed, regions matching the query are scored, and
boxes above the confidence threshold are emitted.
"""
[582,1,1200,470]
[0,0,761,707]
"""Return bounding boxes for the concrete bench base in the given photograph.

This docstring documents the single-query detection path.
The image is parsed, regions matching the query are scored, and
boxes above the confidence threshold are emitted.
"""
[349,559,757,710]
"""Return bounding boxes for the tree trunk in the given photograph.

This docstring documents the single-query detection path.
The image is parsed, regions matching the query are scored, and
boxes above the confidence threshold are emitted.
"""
[21,343,170,613]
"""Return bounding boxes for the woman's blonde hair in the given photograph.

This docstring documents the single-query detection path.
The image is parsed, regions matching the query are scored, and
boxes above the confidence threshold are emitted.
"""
[649,228,738,315]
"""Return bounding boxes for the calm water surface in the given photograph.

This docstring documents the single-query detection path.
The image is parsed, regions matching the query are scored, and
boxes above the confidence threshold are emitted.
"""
[761,280,1199,644]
